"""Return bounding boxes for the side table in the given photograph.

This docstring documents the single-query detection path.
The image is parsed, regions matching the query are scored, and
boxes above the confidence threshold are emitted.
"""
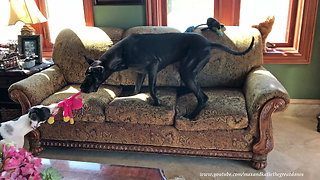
[0,58,54,122]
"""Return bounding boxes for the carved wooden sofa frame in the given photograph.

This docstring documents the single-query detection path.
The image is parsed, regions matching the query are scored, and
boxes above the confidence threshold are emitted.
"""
[10,89,286,170]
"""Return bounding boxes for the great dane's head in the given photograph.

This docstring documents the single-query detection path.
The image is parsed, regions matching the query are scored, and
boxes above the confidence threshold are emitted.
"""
[80,56,106,93]
[80,56,116,93]
[28,104,59,129]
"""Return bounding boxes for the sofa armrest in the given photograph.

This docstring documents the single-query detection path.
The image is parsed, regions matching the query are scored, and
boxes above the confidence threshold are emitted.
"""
[8,65,67,108]
[243,66,290,119]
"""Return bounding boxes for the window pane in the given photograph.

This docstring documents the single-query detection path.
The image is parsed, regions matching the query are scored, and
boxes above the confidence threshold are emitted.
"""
[0,1,24,44]
[167,0,214,32]
[239,0,290,43]
[46,0,86,43]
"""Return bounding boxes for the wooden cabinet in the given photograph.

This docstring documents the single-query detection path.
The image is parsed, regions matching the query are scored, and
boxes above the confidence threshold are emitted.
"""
[0,58,53,122]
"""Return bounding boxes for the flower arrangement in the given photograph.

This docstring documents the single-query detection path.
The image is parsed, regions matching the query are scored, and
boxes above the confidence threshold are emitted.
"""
[0,140,63,180]
[0,142,42,179]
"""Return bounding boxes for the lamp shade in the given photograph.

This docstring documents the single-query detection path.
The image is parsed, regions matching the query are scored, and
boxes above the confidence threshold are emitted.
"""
[8,0,47,25]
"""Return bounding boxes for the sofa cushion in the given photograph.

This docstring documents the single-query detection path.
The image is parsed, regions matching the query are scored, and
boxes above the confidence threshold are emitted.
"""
[41,84,122,123]
[175,89,248,131]
[106,88,177,126]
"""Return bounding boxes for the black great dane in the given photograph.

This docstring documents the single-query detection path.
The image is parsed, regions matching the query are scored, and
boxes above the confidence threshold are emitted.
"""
[80,33,254,120]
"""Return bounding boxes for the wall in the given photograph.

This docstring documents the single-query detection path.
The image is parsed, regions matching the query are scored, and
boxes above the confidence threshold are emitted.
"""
[93,4,145,29]
[93,2,320,99]
[264,1,320,99]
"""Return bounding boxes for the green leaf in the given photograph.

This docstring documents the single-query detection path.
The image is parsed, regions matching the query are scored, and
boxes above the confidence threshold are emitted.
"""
[40,167,64,180]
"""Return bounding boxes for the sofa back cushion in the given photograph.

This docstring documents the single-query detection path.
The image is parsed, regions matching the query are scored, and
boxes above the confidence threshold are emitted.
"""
[119,26,262,88]
[52,26,262,88]
[52,27,124,85]
[196,26,263,88]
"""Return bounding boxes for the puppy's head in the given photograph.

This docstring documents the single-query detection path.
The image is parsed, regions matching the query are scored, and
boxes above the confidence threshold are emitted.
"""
[80,56,112,93]
[28,104,59,129]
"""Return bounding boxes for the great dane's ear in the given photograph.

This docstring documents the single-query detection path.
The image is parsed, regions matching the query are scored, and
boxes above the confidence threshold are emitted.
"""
[84,56,94,65]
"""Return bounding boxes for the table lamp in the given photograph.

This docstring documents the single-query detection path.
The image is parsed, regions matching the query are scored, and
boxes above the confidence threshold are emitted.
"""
[8,0,47,35]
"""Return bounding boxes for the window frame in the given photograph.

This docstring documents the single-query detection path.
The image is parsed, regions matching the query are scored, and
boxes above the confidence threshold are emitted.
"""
[263,0,318,64]
[150,0,318,64]
[32,0,94,57]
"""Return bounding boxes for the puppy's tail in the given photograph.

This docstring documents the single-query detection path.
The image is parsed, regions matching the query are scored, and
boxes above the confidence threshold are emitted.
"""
[209,37,254,55]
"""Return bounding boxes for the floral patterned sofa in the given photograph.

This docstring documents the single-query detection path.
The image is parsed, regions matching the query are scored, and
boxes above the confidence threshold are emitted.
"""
[8,26,290,169]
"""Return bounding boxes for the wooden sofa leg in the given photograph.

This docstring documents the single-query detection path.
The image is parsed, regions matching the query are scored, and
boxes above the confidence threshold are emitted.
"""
[27,130,43,155]
[251,153,267,170]
[252,98,286,169]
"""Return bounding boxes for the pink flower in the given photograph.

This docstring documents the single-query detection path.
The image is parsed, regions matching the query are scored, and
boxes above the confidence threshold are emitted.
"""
[0,143,42,180]
[3,158,20,170]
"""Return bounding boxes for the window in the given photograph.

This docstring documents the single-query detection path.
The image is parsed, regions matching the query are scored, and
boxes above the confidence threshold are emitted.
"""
[148,0,318,64]
[167,0,214,32]
[46,0,86,44]
[239,0,291,43]
[33,0,94,57]
[0,1,24,44]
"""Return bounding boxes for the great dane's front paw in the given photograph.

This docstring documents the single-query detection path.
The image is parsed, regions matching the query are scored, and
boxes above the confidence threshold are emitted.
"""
[184,113,197,121]
[133,90,140,95]
[152,99,160,106]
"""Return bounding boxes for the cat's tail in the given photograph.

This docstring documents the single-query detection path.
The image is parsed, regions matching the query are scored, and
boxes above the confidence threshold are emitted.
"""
[209,37,254,55]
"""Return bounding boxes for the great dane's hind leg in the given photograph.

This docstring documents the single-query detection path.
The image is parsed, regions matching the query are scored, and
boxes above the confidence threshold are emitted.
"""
[181,72,208,120]
[180,54,210,120]
[148,63,160,106]
[134,73,146,94]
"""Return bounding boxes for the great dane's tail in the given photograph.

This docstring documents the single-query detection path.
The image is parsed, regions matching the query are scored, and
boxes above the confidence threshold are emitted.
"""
[209,37,254,55]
